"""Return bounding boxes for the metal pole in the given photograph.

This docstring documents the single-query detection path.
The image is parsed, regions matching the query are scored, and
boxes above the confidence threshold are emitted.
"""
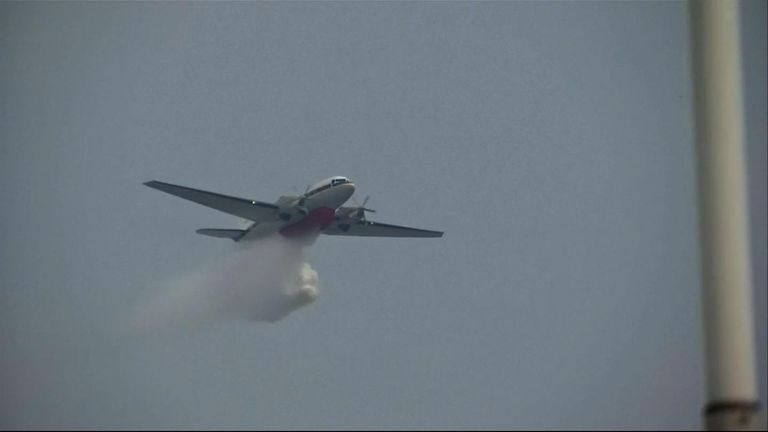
[688,0,761,430]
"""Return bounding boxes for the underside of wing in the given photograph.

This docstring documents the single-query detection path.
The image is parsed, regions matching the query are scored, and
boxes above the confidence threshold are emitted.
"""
[196,228,247,241]
[323,220,443,238]
[144,180,278,222]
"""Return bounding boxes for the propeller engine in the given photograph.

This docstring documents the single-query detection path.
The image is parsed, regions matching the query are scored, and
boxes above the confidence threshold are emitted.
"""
[296,184,311,215]
[349,195,376,221]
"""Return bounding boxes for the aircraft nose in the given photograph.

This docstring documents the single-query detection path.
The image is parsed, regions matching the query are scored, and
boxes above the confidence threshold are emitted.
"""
[345,182,356,198]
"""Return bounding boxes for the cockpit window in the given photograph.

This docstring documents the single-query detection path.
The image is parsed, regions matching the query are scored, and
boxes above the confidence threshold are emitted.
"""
[308,178,347,196]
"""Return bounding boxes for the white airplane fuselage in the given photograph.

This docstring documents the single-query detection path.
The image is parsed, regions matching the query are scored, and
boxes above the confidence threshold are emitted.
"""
[240,176,355,241]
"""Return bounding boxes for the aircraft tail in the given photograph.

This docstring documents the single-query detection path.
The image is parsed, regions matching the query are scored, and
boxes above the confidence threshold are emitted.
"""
[195,228,247,241]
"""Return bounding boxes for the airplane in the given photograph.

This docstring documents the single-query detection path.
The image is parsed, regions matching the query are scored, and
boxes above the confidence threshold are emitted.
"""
[144,176,443,242]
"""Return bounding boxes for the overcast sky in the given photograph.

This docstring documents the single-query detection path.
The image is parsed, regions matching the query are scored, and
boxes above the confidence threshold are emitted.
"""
[1,1,765,429]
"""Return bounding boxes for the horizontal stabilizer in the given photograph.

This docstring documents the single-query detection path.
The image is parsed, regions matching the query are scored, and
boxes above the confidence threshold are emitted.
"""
[196,228,247,241]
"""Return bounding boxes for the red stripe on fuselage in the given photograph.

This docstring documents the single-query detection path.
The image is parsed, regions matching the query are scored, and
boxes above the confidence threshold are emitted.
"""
[279,207,336,238]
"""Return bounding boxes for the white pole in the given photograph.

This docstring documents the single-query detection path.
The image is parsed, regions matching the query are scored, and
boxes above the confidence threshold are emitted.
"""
[688,1,761,430]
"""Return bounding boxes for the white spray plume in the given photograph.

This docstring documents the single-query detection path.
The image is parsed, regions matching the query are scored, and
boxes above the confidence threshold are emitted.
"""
[133,235,319,331]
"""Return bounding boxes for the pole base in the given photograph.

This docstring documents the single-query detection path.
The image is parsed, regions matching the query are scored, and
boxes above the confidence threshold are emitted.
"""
[704,400,761,431]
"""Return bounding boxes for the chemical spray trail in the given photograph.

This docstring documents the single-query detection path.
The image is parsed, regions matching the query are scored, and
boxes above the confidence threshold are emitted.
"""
[133,235,319,331]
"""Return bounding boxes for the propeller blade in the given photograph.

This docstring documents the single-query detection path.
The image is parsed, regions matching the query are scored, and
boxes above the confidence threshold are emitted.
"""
[298,184,311,206]
[351,195,375,219]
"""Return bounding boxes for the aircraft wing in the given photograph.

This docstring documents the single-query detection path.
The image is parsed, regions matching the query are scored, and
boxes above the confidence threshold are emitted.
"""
[196,228,247,241]
[323,220,443,238]
[144,180,279,222]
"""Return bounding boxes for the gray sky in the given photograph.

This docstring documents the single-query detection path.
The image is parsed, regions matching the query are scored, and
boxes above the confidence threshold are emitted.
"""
[1,1,765,429]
